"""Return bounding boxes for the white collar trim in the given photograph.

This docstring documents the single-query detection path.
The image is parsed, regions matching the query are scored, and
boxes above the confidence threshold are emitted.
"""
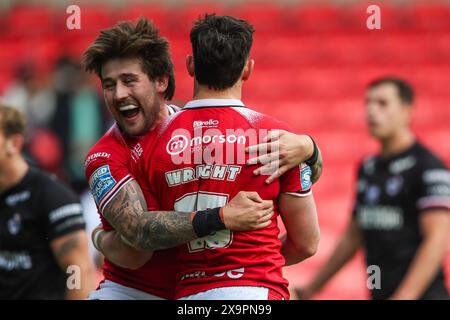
[184,99,245,109]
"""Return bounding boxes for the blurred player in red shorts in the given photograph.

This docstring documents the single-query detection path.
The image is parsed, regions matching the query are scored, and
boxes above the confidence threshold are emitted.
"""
[138,14,320,300]
[83,18,322,300]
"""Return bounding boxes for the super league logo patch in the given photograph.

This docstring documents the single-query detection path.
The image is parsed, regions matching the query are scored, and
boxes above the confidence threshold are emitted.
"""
[89,165,116,204]
[300,165,312,190]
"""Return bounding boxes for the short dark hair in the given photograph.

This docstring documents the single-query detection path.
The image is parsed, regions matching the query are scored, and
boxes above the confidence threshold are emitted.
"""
[368,77,415,105]
[190,14,255,90]
[83,17,175,100]
[0,104,26,137]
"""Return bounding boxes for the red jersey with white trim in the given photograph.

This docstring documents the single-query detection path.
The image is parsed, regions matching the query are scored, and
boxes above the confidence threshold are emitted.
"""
[84,105,179,299]
[142,99,312,299]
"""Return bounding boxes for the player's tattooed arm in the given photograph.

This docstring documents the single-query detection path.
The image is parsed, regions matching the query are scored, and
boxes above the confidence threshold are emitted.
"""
[247,131,323,184]
[101,181,274,251]
[102,180,196,251]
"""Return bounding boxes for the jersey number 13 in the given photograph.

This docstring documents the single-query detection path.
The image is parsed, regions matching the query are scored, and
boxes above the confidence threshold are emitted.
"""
[174,192,233,253]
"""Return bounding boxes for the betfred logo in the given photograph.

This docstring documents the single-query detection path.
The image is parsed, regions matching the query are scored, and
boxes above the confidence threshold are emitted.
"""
[88,165,116,204]
[166,135,189,155]
[193,119,219,129]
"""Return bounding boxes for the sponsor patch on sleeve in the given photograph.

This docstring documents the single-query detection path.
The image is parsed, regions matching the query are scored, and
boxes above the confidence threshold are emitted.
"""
[89,165,116,204]
[300,164,312,191]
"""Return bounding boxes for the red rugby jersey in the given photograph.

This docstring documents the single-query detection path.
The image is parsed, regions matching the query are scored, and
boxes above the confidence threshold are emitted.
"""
[141,99,312,299]
[84,105,179,299]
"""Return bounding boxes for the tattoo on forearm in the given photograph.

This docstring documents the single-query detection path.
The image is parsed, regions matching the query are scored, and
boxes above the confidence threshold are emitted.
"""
[102,180,197,251]
[138,210,197,250]
[310,149,323,184]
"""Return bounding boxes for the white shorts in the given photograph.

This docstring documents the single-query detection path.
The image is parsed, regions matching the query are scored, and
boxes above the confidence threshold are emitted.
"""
[179,286,273,300]
[88,280,165,300]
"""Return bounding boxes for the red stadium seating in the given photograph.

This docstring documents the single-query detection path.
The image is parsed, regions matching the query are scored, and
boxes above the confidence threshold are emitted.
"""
[81,5,113,33]
[286,5,344,32]
[1,2,449,300]
[227,3,286,33]
[165,2,226,36]
[342,3,405,31]
[4,6,55,37]
[113,4,169,31]
[408,4,450,31]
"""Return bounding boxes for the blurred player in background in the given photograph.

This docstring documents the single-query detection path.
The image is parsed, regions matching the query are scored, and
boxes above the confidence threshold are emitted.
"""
[0,104,96,299]
[140,14,320,300]
[83,18,320,300]
[295,78,450,300]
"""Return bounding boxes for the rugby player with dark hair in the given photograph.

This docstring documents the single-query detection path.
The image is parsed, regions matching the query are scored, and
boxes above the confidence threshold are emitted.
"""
[139,14,321,300]
[296,77,450,300]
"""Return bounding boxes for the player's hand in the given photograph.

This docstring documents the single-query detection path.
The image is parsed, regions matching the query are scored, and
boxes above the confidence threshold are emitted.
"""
[222,191,274,231]
[246,130,314,184]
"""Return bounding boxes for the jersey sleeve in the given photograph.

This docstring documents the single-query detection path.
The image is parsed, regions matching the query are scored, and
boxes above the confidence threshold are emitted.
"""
[84,146,134,215]
[39,176,86,241]
[280,164,313,197]
[416,156,450,213]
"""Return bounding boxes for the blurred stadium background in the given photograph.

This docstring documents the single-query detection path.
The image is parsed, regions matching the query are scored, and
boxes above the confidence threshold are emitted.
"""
[1,0,449,299]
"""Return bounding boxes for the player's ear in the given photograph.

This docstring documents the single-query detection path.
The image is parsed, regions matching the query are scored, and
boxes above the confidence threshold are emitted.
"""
[155,75,169,95]
[242,59,254,82]
[6,134,24,156]
[186,55,195,78]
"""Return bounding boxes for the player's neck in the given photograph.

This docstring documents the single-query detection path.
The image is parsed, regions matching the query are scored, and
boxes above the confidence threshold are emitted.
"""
[149,102,169,131]
[193,82,242,101]
[379,129,415,159]
[0,156,29,194]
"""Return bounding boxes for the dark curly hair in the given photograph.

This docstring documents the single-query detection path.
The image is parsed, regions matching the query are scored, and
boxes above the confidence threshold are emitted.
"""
[84,17,175,100]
